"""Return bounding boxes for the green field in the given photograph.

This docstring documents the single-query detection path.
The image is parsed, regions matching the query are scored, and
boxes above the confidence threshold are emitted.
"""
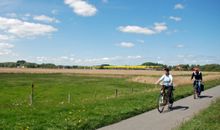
[0,73,220,130]
[177,98,220,130]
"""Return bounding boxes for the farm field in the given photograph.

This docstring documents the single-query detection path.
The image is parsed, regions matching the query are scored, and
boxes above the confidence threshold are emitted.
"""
[1,69,220,129]
[1,68,220,76]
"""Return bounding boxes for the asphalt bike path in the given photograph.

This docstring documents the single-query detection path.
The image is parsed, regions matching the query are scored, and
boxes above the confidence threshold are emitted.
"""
[98,85,220,130]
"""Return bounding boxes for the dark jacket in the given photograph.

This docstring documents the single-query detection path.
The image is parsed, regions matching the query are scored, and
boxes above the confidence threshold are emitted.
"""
[191,71,203,81]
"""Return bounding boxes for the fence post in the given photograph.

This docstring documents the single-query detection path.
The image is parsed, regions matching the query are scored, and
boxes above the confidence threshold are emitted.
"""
[115,89,118,97]
[30,83,34,106]
[68,93,71,104]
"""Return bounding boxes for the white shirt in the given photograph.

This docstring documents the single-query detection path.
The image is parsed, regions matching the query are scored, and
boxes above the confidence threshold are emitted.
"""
[158,74,173,86]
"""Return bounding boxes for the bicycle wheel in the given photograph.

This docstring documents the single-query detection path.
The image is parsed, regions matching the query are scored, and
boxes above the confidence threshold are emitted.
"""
[157,93,166,113]
[193,88,197,99]
[193,86,197,99]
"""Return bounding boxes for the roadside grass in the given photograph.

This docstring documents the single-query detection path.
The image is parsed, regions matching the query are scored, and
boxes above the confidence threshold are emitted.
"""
[177,98,220,130]
[0,73,220,130]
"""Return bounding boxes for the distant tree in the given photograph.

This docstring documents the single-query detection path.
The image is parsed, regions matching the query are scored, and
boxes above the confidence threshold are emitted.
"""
[26,63,38,68]
[0,62,16,68]
[201,64,220,71]
[72,65,78,69]
[141,62,165,66]
[40,63,57,68]
[16,60,26,64]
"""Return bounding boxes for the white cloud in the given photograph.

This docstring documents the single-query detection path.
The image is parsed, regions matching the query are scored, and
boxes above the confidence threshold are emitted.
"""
[137,40,145,43]
[176,44,184,48]
[33,55,115,65]
[51,9,59,15]
[24,13,31,17]
[154,23,168,33]
[64,0,97,17]
[119,42,135,48]
[177,55,185,58]
[118,23,168,35]
[0,42,14,48]
[166,29,179,35]
[127,55,142,59]
[169,16,182,22]
[0,17,57,38]
[0,43,14,56]
[102,0,108,4]
[33,15,60,23]
[29,55,145,65]
[174,4,184,10]
[118,25,155,35]
[6,13,17,18]
[36,56,49,62]
[0,34,14,42]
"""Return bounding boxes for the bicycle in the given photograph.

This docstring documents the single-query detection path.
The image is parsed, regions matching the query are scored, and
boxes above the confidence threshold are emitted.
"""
[193,80,202,99]
[157,85,174,113]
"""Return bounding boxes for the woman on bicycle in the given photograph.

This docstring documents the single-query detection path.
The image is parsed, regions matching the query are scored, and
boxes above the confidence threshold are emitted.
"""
[155,68,174,109]
[191,67,203,97]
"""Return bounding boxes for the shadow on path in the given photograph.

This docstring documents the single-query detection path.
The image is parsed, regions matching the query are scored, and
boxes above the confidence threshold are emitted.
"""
[163,106,189,113]
[199,95,213,99]
[171,106,189,111]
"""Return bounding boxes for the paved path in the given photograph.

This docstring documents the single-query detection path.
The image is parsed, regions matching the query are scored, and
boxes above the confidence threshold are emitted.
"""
[98,85,220,130]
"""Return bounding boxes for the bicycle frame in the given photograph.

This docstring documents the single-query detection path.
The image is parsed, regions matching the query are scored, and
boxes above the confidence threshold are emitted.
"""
[157,85,173,113]
[193,80,201,99]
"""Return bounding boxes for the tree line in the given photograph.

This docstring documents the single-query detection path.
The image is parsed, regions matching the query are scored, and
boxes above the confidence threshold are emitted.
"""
[141,62,220,72]
[0,60,82,69]
[0,60,220,71]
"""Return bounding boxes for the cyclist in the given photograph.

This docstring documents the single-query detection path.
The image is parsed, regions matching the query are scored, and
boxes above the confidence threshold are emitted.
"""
[191,67,203,97]
[155,68,174,109]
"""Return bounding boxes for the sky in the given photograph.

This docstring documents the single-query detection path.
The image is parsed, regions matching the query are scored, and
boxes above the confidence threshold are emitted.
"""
[0,0,220,65]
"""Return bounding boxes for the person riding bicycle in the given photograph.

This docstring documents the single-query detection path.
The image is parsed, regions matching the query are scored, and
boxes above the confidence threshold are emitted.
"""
[155,68,174,109]
[191,67,203,96]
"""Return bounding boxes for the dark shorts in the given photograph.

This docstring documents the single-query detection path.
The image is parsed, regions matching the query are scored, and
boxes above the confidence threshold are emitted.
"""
[162,85,174,104]
[163,85,173,90]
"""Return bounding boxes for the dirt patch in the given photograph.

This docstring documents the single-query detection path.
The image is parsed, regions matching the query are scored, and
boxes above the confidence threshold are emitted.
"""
[1,68,220,84]
[1,68,220,76]
[131,75,220,86]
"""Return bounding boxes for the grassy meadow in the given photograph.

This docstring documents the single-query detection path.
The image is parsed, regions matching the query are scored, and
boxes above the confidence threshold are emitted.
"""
[0,72,220,129]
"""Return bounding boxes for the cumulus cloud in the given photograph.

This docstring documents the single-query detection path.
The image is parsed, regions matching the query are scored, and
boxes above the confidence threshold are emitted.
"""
[153,23,168,33]
[64,0,97,17]
[169,16,182,22]
[119,42,135,48]
[26,55,145,65]
[174,4,184,10]
[33,15,60,23]
[118,25,155,35]
[0,34,14,42]
[0,16,57,38]
[118,23,168,35]
[0,42,14,48]
[0,43,14,55]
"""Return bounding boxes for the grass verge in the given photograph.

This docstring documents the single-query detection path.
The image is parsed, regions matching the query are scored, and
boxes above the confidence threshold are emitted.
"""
[176,98,220,130]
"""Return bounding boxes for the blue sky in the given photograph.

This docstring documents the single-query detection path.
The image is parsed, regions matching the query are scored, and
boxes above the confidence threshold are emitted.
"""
[0,0,220,65]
